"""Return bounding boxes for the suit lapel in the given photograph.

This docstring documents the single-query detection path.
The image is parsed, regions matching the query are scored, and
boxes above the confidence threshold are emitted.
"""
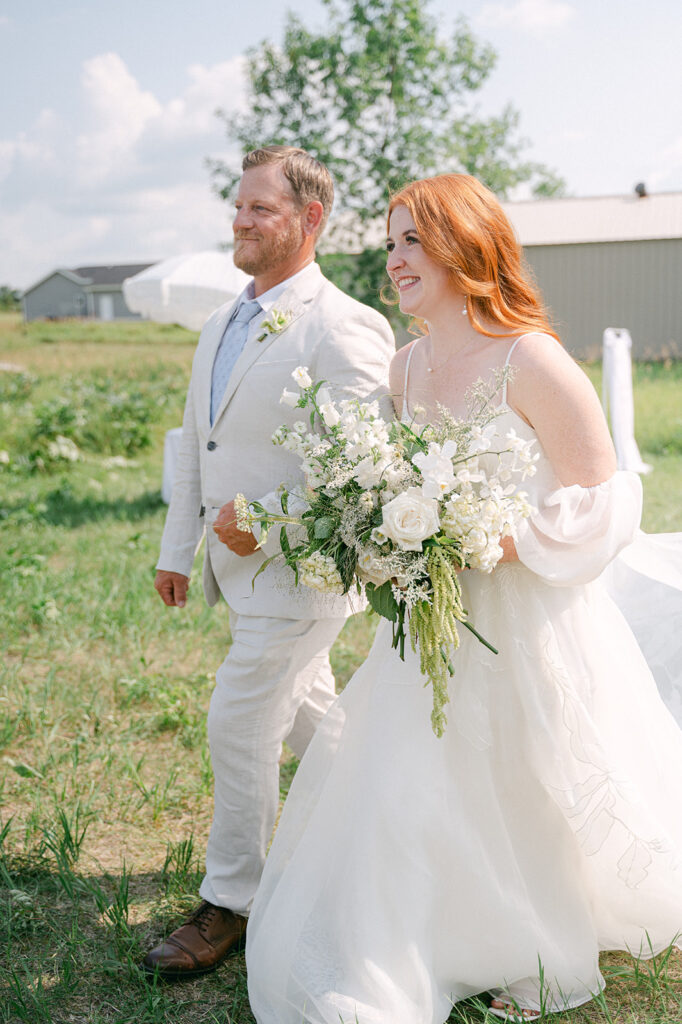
[210,265,325,429]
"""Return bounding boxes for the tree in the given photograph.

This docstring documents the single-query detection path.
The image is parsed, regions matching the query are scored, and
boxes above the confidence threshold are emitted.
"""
[0,286,21,312]
[210,0,564,315]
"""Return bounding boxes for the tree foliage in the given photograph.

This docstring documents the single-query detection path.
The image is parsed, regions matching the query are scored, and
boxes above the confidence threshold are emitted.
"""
[210,0,565,314]
[0,286,21,312]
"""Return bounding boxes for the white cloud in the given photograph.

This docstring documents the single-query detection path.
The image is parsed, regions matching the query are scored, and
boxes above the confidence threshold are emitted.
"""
[161,59,246,138]
[75,53,162,184]
[0,53,245,287]
[477,0,576,33]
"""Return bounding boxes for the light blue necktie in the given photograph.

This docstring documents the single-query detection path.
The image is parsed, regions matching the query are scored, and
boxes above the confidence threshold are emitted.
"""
[210,299,262,424]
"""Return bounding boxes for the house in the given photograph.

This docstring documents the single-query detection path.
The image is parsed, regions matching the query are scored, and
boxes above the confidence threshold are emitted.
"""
[22,263,154,322]
[501,189,682,360]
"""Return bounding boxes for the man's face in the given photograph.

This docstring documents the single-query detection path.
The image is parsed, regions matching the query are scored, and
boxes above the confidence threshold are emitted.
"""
[232,165,305,277]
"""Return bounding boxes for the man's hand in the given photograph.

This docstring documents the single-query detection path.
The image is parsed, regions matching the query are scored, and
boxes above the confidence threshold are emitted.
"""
[213,499,259,556]
[155,570,190,607]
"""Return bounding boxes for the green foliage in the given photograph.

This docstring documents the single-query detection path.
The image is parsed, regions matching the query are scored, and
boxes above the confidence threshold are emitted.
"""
[215,0,564,216]
[211,0,565,312]
[318,249,407,331]
[1,366,186,473]
[366,579,398,621]
[0,285,21,311]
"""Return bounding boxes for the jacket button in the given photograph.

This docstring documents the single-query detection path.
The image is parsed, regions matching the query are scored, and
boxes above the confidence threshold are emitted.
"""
[207,441,217,451]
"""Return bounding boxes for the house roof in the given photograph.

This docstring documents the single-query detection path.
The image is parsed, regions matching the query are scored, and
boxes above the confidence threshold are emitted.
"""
[500,191,682,246]
[72,263,154,285]
[23,263,155,295]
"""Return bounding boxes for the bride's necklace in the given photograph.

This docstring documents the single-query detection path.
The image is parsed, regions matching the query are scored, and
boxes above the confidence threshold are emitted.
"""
[425,300,471,373]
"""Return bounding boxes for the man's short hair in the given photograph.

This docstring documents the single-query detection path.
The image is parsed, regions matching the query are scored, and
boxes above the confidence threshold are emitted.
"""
[242,146,334,236]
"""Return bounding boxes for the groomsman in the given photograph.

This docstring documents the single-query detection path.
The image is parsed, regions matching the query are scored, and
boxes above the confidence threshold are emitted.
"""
[143,145,394,977]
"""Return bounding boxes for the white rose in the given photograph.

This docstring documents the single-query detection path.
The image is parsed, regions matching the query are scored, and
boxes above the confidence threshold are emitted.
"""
[380,487,440,551]
[357,546,393,586]
[320,402,340,427]
[292,366,312,388]
[280,389,299,407]
[463,526,490,555]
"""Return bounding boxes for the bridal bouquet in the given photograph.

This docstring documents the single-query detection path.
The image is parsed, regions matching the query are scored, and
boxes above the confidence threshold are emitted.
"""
[235,367,537,735]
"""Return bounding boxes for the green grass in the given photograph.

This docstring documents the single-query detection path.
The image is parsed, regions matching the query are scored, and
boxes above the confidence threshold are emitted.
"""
[0,313,680,1022]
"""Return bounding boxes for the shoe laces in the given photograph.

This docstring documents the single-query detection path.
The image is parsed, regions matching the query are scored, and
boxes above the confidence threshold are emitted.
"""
[190,901,219,935]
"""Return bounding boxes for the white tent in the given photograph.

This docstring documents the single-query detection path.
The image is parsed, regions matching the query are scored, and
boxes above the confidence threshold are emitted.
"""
[123,251,248,331]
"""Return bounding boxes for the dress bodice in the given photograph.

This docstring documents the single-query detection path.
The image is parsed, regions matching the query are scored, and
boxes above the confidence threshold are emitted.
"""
[398,334,643,589]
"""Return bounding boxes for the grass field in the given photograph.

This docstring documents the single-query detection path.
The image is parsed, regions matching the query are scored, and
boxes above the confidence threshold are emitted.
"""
[1,312,681,1023]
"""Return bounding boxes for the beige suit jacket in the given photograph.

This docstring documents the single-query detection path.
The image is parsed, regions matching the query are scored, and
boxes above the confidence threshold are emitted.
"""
[157,262,395,618]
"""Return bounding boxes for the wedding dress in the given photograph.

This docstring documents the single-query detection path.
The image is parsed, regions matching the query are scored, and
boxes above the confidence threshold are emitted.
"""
[246,344,682,1024]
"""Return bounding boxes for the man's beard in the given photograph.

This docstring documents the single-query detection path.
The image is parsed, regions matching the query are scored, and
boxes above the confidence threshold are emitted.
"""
[233,216,304,276]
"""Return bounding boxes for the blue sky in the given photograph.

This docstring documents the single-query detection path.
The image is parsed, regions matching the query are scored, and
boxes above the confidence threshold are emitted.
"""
[1,0,681,287]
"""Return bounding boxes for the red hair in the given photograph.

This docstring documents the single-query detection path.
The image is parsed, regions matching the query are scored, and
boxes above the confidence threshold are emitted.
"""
[388,174,559,342]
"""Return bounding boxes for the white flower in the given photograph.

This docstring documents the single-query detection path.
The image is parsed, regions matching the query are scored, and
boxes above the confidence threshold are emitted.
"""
[292,366,312,389]
[299,551,345,595]
[47,435,79,461]
[353,454,391,489]
[464,526,490,555]
[412,440,458,499]
[370,525,390,547]
[380,487,440,551]
[103,455,137,468]
[469,425,492,454]
[280,389,300,408]
[257,307,294,341]
[357,546,393,586]
[319,402,340,427]
[0,450,9,465]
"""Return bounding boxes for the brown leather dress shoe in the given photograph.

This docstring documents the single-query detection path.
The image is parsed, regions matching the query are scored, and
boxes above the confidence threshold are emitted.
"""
[142,900,247,979]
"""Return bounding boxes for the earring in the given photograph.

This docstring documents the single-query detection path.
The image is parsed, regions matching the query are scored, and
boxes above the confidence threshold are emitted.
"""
[461,299,468,316]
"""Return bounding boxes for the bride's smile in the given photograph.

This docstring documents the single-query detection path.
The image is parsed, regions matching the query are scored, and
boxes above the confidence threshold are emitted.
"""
[386,204,462,323]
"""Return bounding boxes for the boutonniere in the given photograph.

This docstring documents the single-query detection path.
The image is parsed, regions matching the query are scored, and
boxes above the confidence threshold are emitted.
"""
[257,308,295,342]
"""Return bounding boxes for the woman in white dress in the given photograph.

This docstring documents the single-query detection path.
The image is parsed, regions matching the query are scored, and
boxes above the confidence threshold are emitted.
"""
[246,174,682,1023]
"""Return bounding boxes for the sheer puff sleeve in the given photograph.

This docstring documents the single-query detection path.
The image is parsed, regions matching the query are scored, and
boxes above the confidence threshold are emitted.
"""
[515,470,643,586]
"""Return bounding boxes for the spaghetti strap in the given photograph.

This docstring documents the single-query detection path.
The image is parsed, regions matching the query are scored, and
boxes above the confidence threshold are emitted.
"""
[501,332,537,405]
[401,341,421,421]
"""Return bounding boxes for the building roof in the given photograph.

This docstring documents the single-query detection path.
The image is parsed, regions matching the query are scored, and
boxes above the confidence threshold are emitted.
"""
[23,263,155,295]
[72,263,154,285]
[500,190,682,246]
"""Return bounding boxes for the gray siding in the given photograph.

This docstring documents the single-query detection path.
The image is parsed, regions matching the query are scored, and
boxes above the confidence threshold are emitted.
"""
[112,291,140,319]
[23,275,142,321]
[23,274,87,321]
[88,289,142,320]
[524,238,682,360]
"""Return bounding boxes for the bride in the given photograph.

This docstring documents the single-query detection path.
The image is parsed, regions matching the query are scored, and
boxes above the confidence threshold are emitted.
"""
[245,174,682,1023]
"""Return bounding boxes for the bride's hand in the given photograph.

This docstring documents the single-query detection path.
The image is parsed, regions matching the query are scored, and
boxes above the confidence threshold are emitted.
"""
[498,535,518,563]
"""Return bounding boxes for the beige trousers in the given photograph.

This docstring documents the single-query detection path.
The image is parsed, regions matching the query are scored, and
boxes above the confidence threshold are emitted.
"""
[199,610,346,915]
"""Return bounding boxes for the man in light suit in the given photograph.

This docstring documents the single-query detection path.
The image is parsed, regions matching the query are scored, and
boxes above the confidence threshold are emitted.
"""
[143,146,394,978]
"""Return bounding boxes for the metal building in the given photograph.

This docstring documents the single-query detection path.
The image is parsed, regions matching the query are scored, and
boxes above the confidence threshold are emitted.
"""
[502,190,682,361]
